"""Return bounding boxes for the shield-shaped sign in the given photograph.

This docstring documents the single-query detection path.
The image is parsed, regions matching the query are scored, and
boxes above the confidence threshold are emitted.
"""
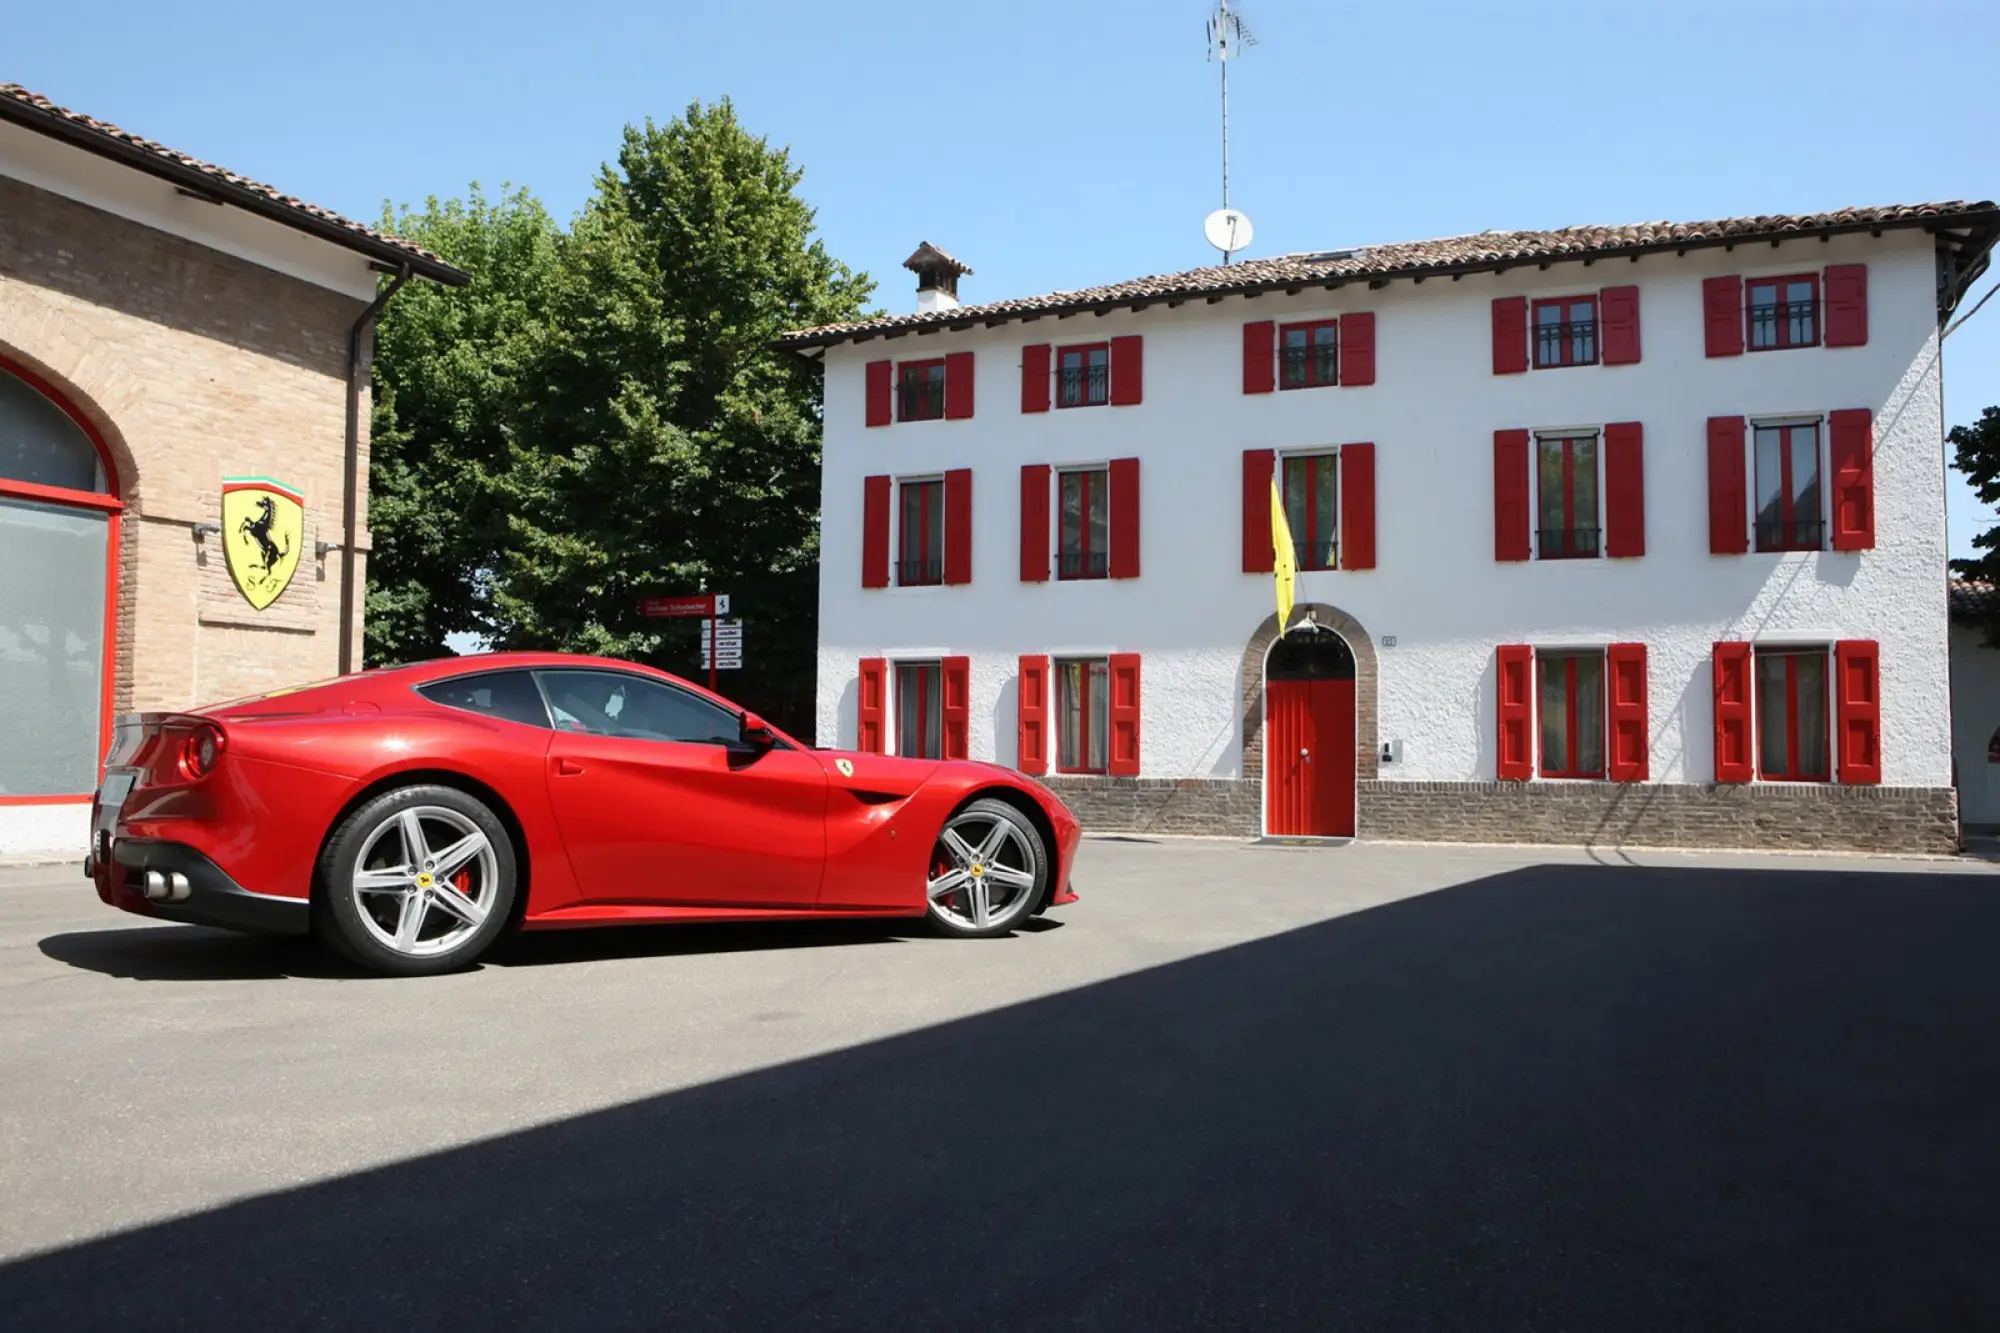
[221,477,304,611]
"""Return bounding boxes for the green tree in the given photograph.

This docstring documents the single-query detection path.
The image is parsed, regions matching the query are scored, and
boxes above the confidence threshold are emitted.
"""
[1951,405,2000,644]
[491,99,873,728]
[366,186,565,665]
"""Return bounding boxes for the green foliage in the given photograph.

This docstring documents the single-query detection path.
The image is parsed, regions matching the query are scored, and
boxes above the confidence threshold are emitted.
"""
[1951,405,2000,645]
[366,101,873,730]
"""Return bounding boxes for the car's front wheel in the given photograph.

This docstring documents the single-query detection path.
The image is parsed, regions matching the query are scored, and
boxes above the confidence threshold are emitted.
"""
[315,785,517,976]
[926,797,1048,937]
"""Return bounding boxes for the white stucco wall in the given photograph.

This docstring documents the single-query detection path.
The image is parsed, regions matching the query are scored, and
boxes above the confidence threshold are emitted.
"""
[816,230,1952,789]
[1949,624,2000,824]
[0,802,90,863]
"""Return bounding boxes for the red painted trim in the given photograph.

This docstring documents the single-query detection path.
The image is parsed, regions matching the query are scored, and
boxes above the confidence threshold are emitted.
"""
[1,353,123,789]
[1055,343,1110,409]
[1606,642,1648,781]
[1242,321,1275,394]
[1109,336,1144,406]
[1021,344,1052,413]
[1834,640,1881,784]
[1491,297,1528,374]
[897,661,934,759]
[1277,319,1339,390]
[1108,652,1142,776]
[896,358,946,423]
[1828,408,1874,550]
[1338,312,1374,387]
[1017,655,1049,774]
[1537,652,1606,779]
[1703,276,1744,357]
[1109,457,1141,578]
[1019,464,1050,582]
[1056,468,1107,581]
[1755,648,1830,782]
[1753,421,1823,553]
[1599,285,1642,365]
[857,658,887,753]
[1495,644,1533,780]
[1242,449,1274,573]
[0,793,93,805]
[864,360,893,427]
[1282,453,1336,570]
[941,656,970,760]
[1493,429,1531,561]
[1824,264,1869,347]
[1604,421,1645,558]
[943,468,973,584]
[1338,444,1375,571]
[898,478,944,586]
[1706,417,1748,554]
[1055,658,1109,774]
[861,475,891,588]
[1712,642,1754,782]
[1745,272,1821,351]
[944,351,975,420]
[1530,295,1599,368]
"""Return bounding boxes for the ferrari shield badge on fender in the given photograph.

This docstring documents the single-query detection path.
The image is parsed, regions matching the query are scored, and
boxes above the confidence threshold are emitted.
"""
[221,477,304,611]
[835,758,854,777]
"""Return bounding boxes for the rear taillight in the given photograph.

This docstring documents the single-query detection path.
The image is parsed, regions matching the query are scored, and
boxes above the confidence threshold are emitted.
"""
[177,724,225,781]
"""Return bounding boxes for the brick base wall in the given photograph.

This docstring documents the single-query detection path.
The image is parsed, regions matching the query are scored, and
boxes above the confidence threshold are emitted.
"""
[1039,776,1960,855]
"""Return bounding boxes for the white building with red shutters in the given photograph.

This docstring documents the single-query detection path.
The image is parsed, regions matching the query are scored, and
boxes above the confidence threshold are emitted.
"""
[777,209,2000,854]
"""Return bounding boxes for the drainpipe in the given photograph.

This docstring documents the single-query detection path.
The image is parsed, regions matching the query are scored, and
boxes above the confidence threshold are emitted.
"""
[338,263,413,675]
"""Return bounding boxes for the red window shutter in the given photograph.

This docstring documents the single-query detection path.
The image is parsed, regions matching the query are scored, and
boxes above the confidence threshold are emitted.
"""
[1599,285,1641,365]
[1703,276,1743,357]
[1824,264,1869,347]
[1491,297,1528,374]
[865,360,893,427]
[1604,421,1646,558]
[1834,640,1882,785]
[1109,457,1141,578]
[1019,463,1050,583]
[1493,429,1531,561]
[1495,644,1533,780]
[861,474,891,588]
[1706,416,1747,555]
[940,656,970,760]
[1242,448,1274,573]
[944,351,975,419]
[1828,408,1875,551]
[1339,312,1375,386]
[1021,344,1051,414]
[1017,655,1049,774]
[857,658,887,754]
[1338,443,1376,570]
[1108,653,1142,776]
[944,467,973,584]
[1712,642,1753,782]
[1606,642,1649,782]
[1109,335,1143,406]
[1242,321,1275,394]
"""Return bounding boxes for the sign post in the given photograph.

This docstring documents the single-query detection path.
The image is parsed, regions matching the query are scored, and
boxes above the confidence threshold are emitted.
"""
[639,592,733,691]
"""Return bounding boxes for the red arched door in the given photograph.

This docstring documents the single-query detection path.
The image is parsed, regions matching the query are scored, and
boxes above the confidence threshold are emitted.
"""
[1264,629,1356,836]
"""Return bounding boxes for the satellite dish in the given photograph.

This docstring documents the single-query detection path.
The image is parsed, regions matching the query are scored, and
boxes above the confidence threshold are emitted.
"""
[1204,207,1253,255]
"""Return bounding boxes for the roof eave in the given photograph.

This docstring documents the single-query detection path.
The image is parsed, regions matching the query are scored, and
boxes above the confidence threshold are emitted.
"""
[0,97,470,288]
[773,207,2000,354]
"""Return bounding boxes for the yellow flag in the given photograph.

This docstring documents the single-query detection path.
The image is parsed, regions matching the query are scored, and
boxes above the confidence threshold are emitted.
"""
[1271,477,1296,630]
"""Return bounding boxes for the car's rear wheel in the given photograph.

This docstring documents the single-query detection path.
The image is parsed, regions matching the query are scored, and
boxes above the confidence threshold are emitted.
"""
[926,798,1047,937]
[315,785,516,976]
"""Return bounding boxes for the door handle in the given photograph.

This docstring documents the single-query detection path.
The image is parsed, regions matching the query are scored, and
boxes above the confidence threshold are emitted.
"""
[556,759,585,776]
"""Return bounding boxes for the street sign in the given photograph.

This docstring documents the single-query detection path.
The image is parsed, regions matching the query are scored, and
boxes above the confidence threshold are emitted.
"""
[701,619,743,648]
[641,593,730,618]
[699,648,743,670]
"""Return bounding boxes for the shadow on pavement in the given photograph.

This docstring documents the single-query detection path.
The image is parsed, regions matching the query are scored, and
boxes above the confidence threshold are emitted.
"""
[8,863,2000,1330]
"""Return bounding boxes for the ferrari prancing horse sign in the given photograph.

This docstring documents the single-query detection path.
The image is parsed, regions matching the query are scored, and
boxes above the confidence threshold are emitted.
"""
[221,477,304,611]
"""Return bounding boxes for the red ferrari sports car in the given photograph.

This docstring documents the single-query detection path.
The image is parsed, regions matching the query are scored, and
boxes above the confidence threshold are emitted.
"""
[87,653,1080,975]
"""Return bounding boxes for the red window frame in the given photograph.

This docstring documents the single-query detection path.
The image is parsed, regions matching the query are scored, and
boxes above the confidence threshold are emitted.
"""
[897,478,943,586]
[897,359,946,422]
[1055,343,1110,409]
[1535,432,1600,560]
[0,354,124,803]
[894,660,942,759]
[1055,658,1110,773]
[1278,320,1339,390]
[1057,467,1109,580]
[1280,453,1338,570]
[1531,296,1599,368]
[1753,420,1823,552]
[1746,273,1821,351]
[1754,647,1831,781]
[1537,651,1607,779]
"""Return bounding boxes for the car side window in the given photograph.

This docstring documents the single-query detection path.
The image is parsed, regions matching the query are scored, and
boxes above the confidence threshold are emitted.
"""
[415,670,552,728]
[534,670,741,746]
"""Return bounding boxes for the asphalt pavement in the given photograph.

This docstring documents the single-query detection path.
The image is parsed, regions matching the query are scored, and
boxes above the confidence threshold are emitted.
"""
[1,837,1997,1330]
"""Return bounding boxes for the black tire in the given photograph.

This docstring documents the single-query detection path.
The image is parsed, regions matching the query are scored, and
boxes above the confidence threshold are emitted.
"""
[925,797,1049,938]
[314,784,517,977]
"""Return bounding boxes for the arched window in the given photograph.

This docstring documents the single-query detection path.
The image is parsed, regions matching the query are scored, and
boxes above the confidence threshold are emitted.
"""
[0,358,120,801]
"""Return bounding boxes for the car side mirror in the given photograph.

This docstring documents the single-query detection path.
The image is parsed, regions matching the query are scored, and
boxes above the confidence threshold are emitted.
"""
[738,710,776,749]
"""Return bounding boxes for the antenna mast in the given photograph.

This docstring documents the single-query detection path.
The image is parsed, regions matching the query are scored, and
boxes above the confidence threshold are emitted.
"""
[1207,1,1257,263]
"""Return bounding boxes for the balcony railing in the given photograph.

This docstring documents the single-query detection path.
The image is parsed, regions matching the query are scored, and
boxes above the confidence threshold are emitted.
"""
[1279,344,1338,388]
[1057,549,1109,580]
[898,557,944,586]
[1537,526,1601,560]
[1755,518,1825,552]
[1748,300,1817,349]
[1057,365,1110,407]
[1534,319,1597,367]
[899,382,945,421]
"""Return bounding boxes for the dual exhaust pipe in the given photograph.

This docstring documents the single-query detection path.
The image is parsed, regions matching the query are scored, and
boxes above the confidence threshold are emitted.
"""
[142,870,191,903]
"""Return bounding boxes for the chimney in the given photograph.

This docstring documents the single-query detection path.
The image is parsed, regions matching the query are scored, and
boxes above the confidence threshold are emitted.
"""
[904,241,972,315]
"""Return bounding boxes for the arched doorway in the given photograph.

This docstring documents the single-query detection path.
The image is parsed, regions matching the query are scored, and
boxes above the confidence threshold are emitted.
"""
[0,355,121,803]
[1264,624,1357,836]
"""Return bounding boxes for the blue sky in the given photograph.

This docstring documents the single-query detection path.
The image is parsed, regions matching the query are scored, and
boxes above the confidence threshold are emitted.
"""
[11,0,1999,555]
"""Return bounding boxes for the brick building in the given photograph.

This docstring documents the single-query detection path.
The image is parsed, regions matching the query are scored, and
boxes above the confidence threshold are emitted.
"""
[784,203,2000,855]
[0,86,465,858]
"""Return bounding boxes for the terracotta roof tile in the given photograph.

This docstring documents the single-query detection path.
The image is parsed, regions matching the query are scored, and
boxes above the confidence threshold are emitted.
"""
[0,84,466,285]
[1952,578,2000,621]
[779,201,2000,350]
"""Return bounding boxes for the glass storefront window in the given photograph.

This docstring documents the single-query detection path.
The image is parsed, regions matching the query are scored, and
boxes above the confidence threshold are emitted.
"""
[0,497,110,795]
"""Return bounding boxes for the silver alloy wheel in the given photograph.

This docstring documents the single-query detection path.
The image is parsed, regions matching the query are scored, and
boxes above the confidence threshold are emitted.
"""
[928,809,1038,931]
[350,805,500,958]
